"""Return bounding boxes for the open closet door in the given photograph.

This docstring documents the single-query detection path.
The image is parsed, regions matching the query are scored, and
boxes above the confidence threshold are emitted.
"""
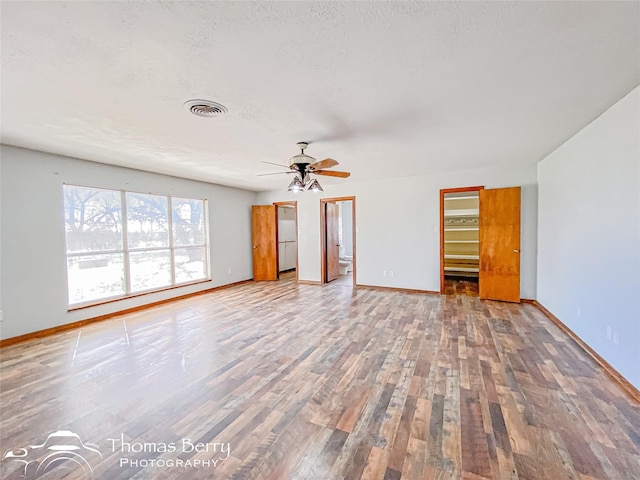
[251,205,278,281]
[479,187,521,302]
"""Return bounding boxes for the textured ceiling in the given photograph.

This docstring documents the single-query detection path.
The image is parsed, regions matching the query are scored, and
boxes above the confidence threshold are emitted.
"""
[2,1,639,191]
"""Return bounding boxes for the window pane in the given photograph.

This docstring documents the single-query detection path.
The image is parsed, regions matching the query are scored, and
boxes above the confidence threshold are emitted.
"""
[64,185,122,253]
[67,253,125,305]
[130,250,171,292]
[175,247,207,283]
[65,186,208,306]
[172,197,205,246]
[126,193,169,249]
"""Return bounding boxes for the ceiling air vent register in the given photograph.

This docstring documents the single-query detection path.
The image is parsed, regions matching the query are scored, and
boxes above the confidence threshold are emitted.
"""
[184,99,228,118]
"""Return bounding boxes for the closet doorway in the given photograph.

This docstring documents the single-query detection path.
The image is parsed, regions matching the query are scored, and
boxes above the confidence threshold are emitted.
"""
[320,196,356,287]
[440,186,522,302]
[440,186,483,296]
[251,201,298,282]
[275,201,298,282]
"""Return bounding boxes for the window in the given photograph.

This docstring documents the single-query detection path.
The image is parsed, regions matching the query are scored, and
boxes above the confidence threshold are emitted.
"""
[64,185,209,307]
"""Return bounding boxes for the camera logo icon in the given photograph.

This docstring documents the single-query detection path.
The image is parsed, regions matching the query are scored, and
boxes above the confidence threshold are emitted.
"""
[3,430,102,478]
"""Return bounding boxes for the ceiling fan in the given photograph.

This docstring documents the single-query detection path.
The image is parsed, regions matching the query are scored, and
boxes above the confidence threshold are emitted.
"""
[258,142,350,192]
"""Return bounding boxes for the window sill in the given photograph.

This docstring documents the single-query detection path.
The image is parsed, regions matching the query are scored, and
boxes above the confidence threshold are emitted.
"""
[67,278,212,312]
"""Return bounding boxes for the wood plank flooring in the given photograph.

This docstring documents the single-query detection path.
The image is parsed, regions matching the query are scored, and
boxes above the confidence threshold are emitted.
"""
[1,275,639,479]
[443,277,479,297]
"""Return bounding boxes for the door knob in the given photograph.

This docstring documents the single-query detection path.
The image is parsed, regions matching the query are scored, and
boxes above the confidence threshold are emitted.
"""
[513,249,520,253]
[253,245,257,249]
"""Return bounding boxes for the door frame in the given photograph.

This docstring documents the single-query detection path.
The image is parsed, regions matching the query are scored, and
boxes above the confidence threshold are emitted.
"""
[439,186,484,293]
[320,196,356,286]
[274,201,298,282]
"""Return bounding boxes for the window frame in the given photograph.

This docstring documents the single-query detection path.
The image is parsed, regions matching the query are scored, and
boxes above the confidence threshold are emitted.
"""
[63,183,210,310]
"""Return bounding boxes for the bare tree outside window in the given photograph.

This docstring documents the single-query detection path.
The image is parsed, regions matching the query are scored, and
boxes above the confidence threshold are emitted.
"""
[63,185,209,306]
[172,197,207,283]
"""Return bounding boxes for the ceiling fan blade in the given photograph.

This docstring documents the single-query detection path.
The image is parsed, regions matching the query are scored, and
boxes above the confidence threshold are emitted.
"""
[308,158,338,171]
[262,160,291,168]
[256,171,295,177]
[313,170,350,178]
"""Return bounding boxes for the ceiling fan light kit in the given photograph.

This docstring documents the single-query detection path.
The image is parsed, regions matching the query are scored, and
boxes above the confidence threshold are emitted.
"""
[261,142,350,192]
[307,179,324,192]
[287,176,305,192]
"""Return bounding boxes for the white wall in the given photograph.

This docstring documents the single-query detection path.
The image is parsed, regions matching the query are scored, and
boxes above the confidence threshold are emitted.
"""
[257,164,538,297]
[0,145,256,339]
[537,86,640,390]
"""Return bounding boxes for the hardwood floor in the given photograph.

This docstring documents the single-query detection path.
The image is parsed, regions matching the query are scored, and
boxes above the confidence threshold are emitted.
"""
[443,277,479,297]
[1,277,639,479]
[331,272,353,287]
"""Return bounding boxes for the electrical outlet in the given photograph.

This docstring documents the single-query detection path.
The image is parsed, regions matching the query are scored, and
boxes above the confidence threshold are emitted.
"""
[389,270,395,278]
[606,326,612,340]
[613,331,619,346]
[228,267,232,275]
[576,307,581,318]
[383,270,388,277]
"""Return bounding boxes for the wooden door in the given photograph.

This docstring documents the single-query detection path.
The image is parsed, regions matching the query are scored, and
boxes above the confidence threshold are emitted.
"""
[251,205,278,281]
[479,187,521,302]
[325,202,340,282]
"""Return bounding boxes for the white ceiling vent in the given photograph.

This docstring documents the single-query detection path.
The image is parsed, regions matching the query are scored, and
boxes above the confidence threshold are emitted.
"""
[184,99,228,118]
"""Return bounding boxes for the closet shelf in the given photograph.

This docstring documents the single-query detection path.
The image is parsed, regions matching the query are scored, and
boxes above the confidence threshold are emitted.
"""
[444,254,479,260]
[444,209,479,217]
[444,227,479,232]
[445,195,479,201]
[444,266,479,273]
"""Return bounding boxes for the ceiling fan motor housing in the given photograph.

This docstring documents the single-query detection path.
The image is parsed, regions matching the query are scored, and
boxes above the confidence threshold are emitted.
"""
[289,153,316,167]
[289,141,315,168]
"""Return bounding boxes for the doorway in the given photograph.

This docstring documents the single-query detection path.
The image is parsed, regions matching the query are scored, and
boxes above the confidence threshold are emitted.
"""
[320,196,356,286]
[251,201,298,282]
[440,186,483,296]
[439,186,522,302]
[276,202,298,281]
